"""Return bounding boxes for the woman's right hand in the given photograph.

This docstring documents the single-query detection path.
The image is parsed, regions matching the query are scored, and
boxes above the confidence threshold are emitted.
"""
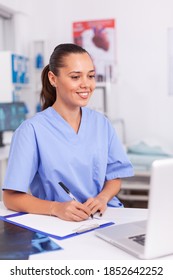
[50,200,91,221]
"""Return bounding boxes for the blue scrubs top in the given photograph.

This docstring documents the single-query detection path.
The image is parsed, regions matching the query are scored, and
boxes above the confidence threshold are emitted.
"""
[3,107,134,207]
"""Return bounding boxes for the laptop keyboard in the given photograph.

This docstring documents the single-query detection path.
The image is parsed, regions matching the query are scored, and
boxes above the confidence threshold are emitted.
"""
[128,234,146,246]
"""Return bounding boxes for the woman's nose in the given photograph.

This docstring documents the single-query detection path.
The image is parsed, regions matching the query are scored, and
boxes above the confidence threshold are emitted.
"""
[80,77,89,88]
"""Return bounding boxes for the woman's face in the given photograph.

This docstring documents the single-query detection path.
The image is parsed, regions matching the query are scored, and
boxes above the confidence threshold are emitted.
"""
[49,53,96,110]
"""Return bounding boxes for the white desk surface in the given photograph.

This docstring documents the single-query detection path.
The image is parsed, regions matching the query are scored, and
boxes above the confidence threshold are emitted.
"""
[0,201,172,260]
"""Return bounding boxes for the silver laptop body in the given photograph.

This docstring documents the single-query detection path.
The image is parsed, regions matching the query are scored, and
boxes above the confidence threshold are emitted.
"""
[95,158,173,259]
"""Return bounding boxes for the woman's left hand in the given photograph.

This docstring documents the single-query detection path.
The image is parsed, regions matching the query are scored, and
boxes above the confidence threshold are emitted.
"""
[83,195,108,216]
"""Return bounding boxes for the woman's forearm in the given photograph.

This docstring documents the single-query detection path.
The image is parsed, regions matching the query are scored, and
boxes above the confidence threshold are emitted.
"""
[3,190,53,215]
[97,178,121,203]
[3,190,91,221]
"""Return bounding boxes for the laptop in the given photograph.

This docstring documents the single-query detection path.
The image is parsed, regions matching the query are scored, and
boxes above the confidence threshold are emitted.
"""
[95,158,173,259]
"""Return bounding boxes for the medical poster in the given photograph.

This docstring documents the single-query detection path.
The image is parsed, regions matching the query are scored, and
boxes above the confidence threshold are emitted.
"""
[73,19,116,82]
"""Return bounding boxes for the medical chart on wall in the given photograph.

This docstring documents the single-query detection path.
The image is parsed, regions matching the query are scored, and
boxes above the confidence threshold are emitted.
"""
[73,19,117,83]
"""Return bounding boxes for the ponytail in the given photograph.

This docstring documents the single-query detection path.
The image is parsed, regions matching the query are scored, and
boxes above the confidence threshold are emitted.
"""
[40,65,56,110]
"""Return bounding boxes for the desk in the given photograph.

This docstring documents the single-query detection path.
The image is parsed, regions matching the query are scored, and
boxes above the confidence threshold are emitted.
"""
[0,202,173,260]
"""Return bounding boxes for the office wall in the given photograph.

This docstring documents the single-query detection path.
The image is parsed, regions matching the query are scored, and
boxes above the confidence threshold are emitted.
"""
[1,0,173,152]
[52,0,173,151]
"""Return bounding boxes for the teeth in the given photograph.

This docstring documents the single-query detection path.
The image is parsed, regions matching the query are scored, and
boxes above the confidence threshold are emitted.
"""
[78,92,88,96]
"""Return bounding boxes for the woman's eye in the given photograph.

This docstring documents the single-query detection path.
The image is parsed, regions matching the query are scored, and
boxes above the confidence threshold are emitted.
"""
[71,76,80,80]
[89,75,95,79]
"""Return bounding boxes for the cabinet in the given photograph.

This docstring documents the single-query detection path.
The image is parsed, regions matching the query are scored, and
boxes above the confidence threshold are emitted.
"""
[118,171,150,208]
[0,51,29,102]
[32,41,45,112]
[112,119,151,208]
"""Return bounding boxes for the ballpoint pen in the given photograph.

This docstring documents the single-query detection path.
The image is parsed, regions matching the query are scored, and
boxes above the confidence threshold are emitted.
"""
[58,182,78,201]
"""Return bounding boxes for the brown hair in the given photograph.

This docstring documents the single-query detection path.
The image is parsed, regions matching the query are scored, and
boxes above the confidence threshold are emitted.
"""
[40,43,89,110]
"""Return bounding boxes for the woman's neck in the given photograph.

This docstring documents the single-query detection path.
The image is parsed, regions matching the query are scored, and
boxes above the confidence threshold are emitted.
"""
[52,103,82,133]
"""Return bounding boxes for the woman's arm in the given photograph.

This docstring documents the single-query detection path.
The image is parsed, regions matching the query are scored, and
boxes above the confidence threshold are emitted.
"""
[3,190,91,221]
[84,178,121,215]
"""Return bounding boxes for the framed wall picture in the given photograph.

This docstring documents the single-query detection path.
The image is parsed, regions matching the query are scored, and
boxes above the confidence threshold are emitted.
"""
[73,19,117,83]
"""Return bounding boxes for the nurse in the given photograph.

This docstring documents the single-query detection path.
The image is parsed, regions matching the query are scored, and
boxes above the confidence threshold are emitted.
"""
[3,43,134,221]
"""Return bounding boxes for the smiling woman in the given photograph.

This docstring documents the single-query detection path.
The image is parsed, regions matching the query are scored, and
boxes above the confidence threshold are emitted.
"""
[2,43,134,222]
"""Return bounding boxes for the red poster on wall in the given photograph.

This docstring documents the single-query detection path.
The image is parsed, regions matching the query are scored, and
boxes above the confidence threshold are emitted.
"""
[73,19,116,82]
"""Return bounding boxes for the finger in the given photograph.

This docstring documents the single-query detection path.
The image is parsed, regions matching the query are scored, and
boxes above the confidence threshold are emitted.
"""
[72,208,90,221]
[98,206,107,217]
[83,197,94,207]
[93,209,101,216]
[61,201,90,221]
[84,200,99,212]
[90,205,100,215]
[71,201,91,216]
[75,201,93,215]
[71,213,88,222]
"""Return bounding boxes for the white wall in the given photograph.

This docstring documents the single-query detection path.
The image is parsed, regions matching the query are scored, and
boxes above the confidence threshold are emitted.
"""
[0,0,173,151]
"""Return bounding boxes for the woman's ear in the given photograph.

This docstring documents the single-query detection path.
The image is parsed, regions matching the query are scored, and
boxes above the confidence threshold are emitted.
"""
[48,71,57,87]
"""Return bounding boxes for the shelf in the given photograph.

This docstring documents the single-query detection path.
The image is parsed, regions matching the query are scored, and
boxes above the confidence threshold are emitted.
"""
[119,173,150,202]
[121,181,150,191]
[118,192,149,201]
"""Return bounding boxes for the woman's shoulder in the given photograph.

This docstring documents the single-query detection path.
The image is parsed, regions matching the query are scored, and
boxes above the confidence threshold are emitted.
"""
[16,107,51,131]
[84,107,112,128]
[83,107,108,121]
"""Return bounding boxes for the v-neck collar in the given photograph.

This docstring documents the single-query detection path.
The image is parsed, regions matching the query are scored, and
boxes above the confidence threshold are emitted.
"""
[48,106,87,140]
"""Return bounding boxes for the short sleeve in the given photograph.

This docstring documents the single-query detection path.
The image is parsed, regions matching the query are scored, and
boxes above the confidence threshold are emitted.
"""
[105,122,134,181]
[3,121,39,193]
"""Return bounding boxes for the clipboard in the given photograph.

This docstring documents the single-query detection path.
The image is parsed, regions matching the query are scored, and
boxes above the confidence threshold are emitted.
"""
[0,212,114,240]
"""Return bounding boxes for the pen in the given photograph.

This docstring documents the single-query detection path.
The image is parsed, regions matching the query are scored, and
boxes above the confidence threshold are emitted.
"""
[58,182,78,201]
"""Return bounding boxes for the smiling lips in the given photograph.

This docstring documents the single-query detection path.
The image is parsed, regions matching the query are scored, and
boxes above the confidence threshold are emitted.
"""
[77,92,89,99]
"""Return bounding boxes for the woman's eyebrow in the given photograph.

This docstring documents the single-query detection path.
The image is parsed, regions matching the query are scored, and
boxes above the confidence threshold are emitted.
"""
[68,69,95,74]
[68,71,81,74]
